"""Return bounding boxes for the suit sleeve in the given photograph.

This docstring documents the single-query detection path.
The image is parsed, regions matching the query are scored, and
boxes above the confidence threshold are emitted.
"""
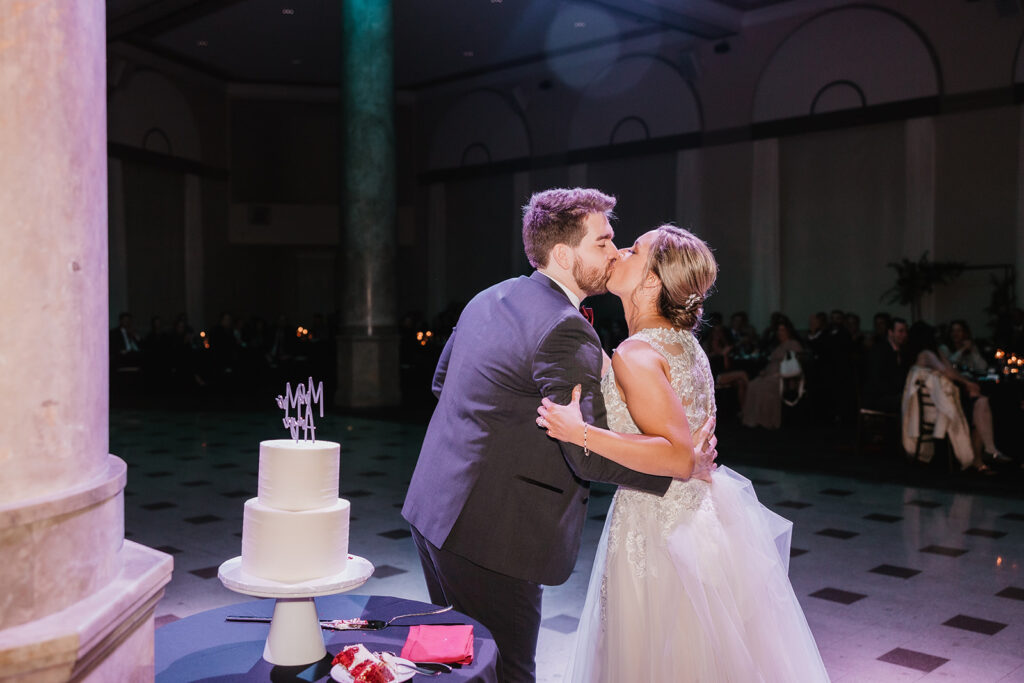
[431,327,455,398]
[533,317,671,495]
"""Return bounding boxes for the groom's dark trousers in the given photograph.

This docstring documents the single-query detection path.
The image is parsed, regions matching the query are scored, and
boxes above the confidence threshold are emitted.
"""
[402,272,670,682]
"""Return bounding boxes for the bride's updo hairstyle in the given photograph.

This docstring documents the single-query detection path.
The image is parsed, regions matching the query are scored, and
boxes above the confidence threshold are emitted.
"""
[641,226,718,331]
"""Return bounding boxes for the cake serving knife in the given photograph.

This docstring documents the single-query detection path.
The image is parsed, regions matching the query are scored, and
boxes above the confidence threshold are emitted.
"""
[226,604,459,630]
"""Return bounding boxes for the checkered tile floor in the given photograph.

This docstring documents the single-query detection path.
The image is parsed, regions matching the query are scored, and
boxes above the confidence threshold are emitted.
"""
[114,408,1024,682]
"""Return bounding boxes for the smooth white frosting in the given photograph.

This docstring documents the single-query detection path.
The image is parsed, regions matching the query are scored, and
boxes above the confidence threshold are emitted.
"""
[257,439,340,511]
[241,497,350,583]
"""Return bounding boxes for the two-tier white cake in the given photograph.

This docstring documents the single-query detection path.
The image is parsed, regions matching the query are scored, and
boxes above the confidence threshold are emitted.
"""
[240,439,350,583]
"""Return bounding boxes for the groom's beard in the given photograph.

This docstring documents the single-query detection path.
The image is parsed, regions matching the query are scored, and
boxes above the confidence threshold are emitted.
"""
[573,255,613,297]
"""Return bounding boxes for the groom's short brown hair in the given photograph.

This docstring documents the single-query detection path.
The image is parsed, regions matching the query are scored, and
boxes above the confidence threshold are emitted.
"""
[521,188,616,268]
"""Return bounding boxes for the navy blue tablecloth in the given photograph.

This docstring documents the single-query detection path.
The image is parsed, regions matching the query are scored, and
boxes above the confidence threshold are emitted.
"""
[155,594,499,682]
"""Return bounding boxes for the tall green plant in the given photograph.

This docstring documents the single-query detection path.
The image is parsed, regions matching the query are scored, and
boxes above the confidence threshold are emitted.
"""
[881,252,965,322]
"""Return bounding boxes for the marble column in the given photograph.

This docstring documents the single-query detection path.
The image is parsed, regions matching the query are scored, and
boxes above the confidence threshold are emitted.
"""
[336,0,401,407]
[905,117,937,322]
[750,139,782,328]
[0,3,171,680]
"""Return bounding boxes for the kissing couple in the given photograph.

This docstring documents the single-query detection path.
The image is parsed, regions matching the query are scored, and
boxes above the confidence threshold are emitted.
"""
[403,188,828,682]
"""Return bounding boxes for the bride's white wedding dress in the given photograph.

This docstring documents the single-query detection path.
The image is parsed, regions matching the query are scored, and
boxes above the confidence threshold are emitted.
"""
[566,327,829,682]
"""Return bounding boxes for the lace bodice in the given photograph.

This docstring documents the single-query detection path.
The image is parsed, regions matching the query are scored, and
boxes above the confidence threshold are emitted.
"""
[602,327,718,578]
[602,327,715,437]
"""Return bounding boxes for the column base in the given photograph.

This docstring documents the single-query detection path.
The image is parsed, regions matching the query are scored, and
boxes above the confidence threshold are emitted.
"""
[335,333,401,408]
[0,541,173,682]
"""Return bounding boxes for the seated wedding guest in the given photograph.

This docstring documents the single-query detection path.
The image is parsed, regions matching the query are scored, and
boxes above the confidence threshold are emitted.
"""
[759,311,784,351]
[823,308,855,422]
[728,310,758,355]
[869,311,892,348]
[702,321,750,410]
[903,322,1002,471]
[845,312,865,348]
[110,311,142,370]
[209,311,240,374]
[864,317,908,412]
[742,318,803,429]
[940,319,988,374]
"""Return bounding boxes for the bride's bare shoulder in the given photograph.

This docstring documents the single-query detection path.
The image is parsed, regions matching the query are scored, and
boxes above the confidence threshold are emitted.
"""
[612,339,669,378]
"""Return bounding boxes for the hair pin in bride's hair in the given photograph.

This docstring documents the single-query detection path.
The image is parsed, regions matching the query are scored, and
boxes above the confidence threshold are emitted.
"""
[682,292,703,313]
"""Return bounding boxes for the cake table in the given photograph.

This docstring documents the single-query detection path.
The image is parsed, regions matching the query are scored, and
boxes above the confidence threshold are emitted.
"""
[218,554,374,665]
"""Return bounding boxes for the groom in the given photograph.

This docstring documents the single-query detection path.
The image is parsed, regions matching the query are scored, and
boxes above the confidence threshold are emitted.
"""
[403,188,715,682]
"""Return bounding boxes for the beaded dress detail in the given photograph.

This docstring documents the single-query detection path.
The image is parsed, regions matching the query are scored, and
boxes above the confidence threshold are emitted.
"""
[566,327,829,683]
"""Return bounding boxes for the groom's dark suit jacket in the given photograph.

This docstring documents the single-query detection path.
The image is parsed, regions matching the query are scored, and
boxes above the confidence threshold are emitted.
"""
[403,271,671,586]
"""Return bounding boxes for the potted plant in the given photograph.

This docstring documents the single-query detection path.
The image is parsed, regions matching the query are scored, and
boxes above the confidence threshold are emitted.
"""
[881,252,964,322]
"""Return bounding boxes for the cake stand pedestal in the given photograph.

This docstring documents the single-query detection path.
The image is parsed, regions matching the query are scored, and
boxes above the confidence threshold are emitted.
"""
[218,555,374,666]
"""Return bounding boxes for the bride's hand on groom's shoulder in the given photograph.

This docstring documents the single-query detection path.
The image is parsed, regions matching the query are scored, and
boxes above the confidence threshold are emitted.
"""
[692,417,718,483]
[536,384,585,446]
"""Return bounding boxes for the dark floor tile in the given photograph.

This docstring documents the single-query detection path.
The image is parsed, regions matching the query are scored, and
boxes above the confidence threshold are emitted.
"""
[820,488,853,496]
[212,463,238,469]
[180,480,211,487]
[920,545,967,557]
[392,503,403,508]
[1001,512,1024,521]
[341,489,373,498]
[906,499,942,509]
[359,471,387,477]
[206,442,228,447]
[590,513,607,522]
[869,564,920,579]
[141,502,178,511]
[146,471,172,478]
[221,489,252,498]
[964,528,1007,539]
[124,490,136,496]
[175,456,200,462]
[864,513,903,523]
[776,501,812,509]
[809,588,866,605]
[189,566,222,579]
[370,564,408,579]
[996,586,1024,601]
[154,545,183,555]
[816,528,859,540]
[790,548,808,558]
[378,528,412,540]
[877,647,948,673]
[541,614,580,635]
[372,455,395,461]
[942,614,1007,635]
[148,448,170,454]
[750,479,776,486]
[184,514,222,525]
[125,462,139,468]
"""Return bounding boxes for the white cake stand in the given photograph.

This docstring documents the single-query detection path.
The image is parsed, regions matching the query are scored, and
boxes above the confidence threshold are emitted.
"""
[218,555,374,666]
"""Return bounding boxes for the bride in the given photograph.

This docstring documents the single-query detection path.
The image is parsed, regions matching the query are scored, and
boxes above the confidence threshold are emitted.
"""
[537,225,829,682]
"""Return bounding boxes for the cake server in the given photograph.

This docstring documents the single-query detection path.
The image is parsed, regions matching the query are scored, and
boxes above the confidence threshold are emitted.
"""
[227,604,458,630]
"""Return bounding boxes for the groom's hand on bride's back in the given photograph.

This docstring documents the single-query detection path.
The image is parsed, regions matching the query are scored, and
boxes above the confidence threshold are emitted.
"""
[692,417,718,483]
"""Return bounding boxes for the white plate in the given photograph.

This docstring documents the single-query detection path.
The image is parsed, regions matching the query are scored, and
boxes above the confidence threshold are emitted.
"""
[329,655,416,682]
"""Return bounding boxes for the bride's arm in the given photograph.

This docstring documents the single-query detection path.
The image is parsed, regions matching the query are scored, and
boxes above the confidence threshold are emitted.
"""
[539,340,715,480]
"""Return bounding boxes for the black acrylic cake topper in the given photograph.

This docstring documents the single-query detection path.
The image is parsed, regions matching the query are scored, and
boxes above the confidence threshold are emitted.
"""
[275,377,324,442]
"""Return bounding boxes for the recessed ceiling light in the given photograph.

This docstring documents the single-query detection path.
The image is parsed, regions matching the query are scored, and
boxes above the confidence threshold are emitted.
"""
[490,0,502,3]
[281,8,295,15]
[462,50,474,57]
[196,39,208,47]
[291,58,302,65]
[574,21,586,28]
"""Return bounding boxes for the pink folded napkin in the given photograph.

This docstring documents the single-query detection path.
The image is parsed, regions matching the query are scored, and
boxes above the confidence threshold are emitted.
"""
[400,624,474,665]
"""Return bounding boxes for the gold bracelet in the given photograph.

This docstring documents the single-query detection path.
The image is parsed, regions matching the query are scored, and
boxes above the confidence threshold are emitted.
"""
[583,423,589,457]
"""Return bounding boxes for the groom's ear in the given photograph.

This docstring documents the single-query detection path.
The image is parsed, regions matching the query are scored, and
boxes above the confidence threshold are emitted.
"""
[551,243,572,270]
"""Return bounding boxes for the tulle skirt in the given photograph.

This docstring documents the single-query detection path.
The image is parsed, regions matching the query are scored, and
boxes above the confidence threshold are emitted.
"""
[566,466,829,682]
